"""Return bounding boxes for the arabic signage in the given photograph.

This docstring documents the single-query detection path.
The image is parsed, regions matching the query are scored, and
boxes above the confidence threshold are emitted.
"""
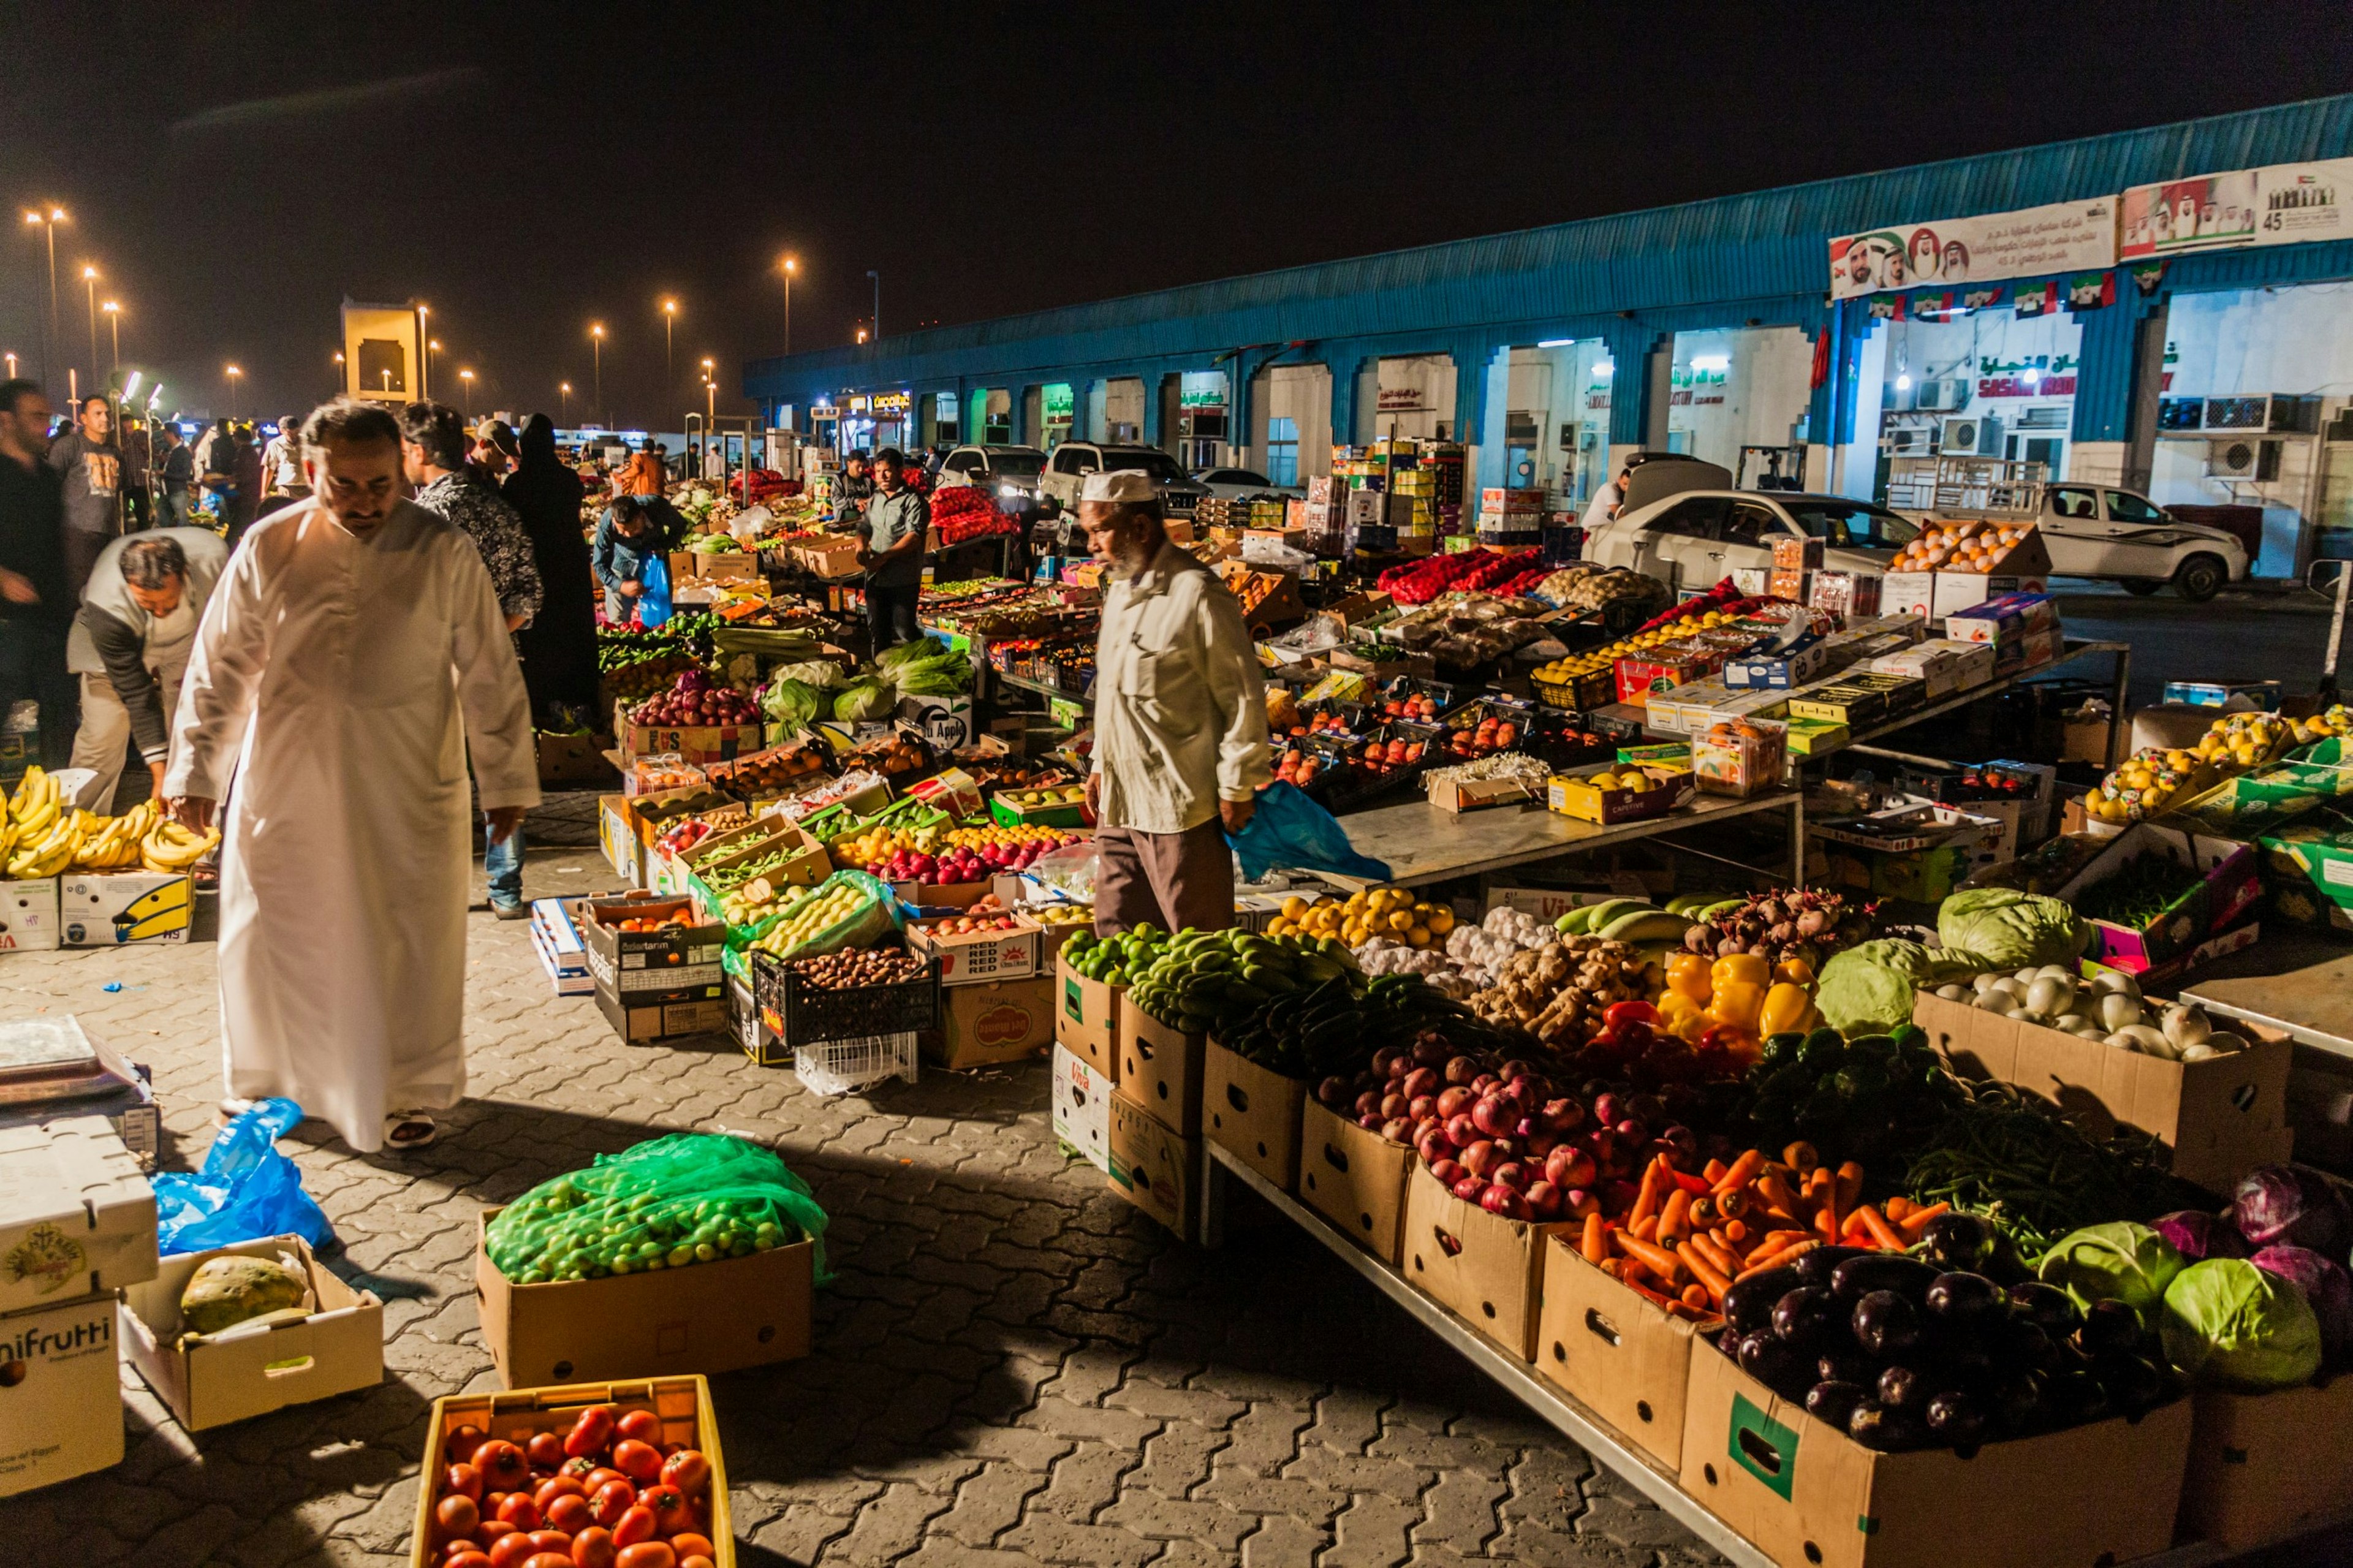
[1042,383,1075,422]
[1376,387,1431,412]
[1179,371,1227,409]
[871,391,911,415]
[2120,157,2353,259]
[1830,197,2116,300]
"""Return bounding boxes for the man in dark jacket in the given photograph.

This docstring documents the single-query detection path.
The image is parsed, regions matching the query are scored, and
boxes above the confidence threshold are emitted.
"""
[69,528,225,807]
[592,495,664,624]
[48,393,123,594]
[0,380,78,765]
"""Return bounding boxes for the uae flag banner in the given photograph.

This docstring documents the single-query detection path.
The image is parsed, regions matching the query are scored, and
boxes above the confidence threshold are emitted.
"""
[2067,271,2117,309]
[2013,281,2055,317]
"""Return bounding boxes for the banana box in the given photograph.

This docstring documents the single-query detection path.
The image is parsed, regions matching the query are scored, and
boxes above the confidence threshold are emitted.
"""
[0,879,59,952]
[59,874,192,947]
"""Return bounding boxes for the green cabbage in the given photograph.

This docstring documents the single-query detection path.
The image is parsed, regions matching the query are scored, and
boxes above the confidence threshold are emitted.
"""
[763,678,820,730]
[2161,1257,2324,1390]
[2038,1222,2185,1328]
[832,678,894,722]
[874,635,951,676]
[770,659,846,690]
[1937,888,2089,970]
[1816,939,1974,1036]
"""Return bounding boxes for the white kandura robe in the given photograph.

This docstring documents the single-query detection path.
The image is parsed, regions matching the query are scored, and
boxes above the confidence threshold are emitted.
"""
[165,498,541,1153]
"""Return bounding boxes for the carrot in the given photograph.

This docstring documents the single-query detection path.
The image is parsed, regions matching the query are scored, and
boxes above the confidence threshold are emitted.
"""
[1702,1157,1730,1184]
[1581,1211,1608,1265]
[1681,1282,1711,1312]
[1688,1194,1718,1229]
[1599,1257,1626,1279]
[1721,1219,1750,1249]
[1756,1170,1803,1218]
[1736,1239,1818,1280]
[1629,1157,1668,1230]
[1689,1233,1740,1279]
[1615,1231,1685,1282]
[1669,1168,1713,1196]
[1783,1140,1821,1173]
[1835,1161,1866,1214]
[1812,1168,1843,1239]
[1857,1204,1907,1252]
[1632,1214,1661,1243]
[1676,1241,1733,1304]
[1897,1202,1952,1240]
[1658,1188,1693,1245]
[1840,1209,1871,1244]
[1713,1148,1766,1195]
[1715,1186,1751,1221]
[1885,1195,1913,1222]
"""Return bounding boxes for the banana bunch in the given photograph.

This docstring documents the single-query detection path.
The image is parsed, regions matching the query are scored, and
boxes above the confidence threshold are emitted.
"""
[2,765,60,859]
[7,812,81,879]
[73,800,161,871]
[142,817,219,873]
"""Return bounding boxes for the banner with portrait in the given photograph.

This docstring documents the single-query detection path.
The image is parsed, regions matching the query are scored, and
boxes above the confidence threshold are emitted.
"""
[2119,158,2353,259]
[1828,197,2116,300]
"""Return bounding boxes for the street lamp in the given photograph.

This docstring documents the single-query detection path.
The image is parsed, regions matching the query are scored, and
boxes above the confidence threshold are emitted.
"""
[22,205,65,385]
[867,270,880,342]
[3,353,14,379]
[334,349,346,398]
[701,358,717,473]
[100,300,119,371]
[778,256,797,355]
[590,324,605,425]
[458,368,475,418]
[224,364,243,421]
[416,303,430,396]
[80,265,99,387]
[560,381,572,422]
[426,338,441,395]
[661,298,678,387]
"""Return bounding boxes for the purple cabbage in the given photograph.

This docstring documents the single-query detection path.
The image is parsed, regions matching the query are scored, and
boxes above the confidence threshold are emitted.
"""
[2232,1165,2352,1259]
[2154,1209,2252,1263]
[2249,1245,2353,1369]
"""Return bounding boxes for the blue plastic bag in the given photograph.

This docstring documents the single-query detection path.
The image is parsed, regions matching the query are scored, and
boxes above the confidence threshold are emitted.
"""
[153,1097,334,1256]
[1225,782,1393,883]
[638,553,673,629]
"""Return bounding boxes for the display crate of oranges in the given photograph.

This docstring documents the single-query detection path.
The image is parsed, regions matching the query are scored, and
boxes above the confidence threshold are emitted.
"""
[1264,888,1457,950]
[1531,605,1761,710]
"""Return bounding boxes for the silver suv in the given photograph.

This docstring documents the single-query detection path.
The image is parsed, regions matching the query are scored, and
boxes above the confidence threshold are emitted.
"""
[1036,442,1211,517]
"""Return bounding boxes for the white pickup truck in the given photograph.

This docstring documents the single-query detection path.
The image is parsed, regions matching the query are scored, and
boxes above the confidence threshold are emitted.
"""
[1884,456,2249,601]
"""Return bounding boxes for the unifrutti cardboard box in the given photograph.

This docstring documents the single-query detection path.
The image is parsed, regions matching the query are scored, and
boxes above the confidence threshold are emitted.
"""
[1295,1100,1414,1265]
[119,1233,383,1430]
[1534,1241,1703,1469]
[1050,1044,1110,1172]
[58,873,191,946]
[1678,1341,2190,1568]
[1400,1162,1574,1361]
[922,975,1053,1070]
[2175,1377,2353,1551]
[1116,1006,1207,1136]
[0,879,59,952]
[1200,1042,1306,1192]
[475,1206,812,1388]
[0,1288,121,1497]
[1107,1094,1197,1237]
[0,1112,155,1313]
[1053,947,1121,1078]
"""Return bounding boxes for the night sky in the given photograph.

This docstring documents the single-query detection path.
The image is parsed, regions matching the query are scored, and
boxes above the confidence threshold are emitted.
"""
[4,2,2351,430]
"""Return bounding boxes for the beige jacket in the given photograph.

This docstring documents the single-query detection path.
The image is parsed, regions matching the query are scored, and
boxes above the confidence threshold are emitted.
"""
[1091,542,1270,833]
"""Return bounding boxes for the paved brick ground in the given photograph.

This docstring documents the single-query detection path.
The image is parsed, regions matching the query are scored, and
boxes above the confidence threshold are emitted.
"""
[4,843,1724,1568]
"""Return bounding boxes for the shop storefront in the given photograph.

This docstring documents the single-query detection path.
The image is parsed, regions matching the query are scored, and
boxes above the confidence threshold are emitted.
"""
[925,390,960,449]
[1494,341,1615,503]
[1175,370,1229,468]
[971,388,1013,445]
[836,390,911,455]
[1040,382,1074,449]
[1360,353,1457,444]
[1834,303,2086,502]
[1249,362,1332,483]
[1665,326,1815,485]
[1092,377,1145,444]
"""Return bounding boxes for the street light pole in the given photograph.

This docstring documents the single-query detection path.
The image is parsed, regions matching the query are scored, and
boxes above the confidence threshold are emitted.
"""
[81,265,99,388]
[867,270,880,343]
[23,206,64,387]
[459,369,474,419]
[779,256,797,355]
[333,350,346,399]
[225,364,242,422]
[101,301,119,372]
[416,304,430,398]
[662,300,677,390]
[591,324,605,425]
[560,382,572,423]
[701,357,716,473]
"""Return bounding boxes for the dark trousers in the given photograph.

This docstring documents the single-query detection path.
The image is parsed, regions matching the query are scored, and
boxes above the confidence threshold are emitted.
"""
[0,619,79,768]
[63,529,108,600]
[865,581,922,651]
[1094,819,1235,937]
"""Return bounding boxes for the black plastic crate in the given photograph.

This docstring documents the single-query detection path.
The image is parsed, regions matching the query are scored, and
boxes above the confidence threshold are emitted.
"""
[748,948,942,1067]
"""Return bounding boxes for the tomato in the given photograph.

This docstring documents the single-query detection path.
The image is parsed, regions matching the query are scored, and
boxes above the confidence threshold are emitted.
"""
[665,1535,714,1561]
[536,1477,588,1510]
[526,1432,567,1472]
[611,1504,657,1548]
[476,1441,532,1493]
[445,1424,490,1466]
[614,1411,662,1446]
[678,1558,715,1568]
[487,1536,539,1568]
[525,1555,578,1568]
[564,1405,617,1460]
[610,1440,663,1484]
[447,1556,493,1568]
[657,1450,710,1498]
[582,1469,626,1496]
[476,1521,520,1550]
[436,1494,482,1543]
[615,1545,675,1568]
[527,1532,573,1556]
[545,1493,594,1536]
[634,1484,688,1537]
[590,1480,638,1528]
[561,1456,601,1482]
[568,1526,618,1568]
[447,1463,485,1502]
[496,1493,542,1533]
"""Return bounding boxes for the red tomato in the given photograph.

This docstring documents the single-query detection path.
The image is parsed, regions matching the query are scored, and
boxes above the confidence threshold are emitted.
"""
[447,1556,493,1568]
[611,1505,657,1548]
[568,1526,618,1568]
[657,1451,710,1498]
[614,1411,662,1446]
[561,1456,601,1482]
[445,1424,490,1466]
[678,1558,714,1568]
[526,1433,567,1472]
[635,1484,687,1537]
[446,1463,485,1502]
[526,1532,573,1556]
[476,1521,520,1550]
[536,1477,588,1510]
[611,1440,663,1483]
[476,1441,532,1493]
[665,1536,714,1561]
[487,1537,539,1568]
[564,1406,617,1460]
[496,1493,542,1533]
[582,1469,626,1496]
[614,1545,675,1568]
[590,1480,638,1528]
[545,1494,593,1536]
[524,1555,577,1568]
[436,1494,482,1543]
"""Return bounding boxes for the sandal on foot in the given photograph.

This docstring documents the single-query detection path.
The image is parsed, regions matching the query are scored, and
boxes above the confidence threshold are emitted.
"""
[384,1111,439,1150]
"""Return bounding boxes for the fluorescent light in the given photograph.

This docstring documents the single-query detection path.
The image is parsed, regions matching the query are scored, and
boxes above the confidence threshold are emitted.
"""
[1690,354,1730,372]
[1536,339,1574,349]
[121,372,141,399]
[1593,360,1615,379]
[2023,367,2042,385]
[1895,374,1912,392]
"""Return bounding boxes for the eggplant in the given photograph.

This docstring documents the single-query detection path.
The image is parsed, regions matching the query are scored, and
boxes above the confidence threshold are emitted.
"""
[1829,1254,1941,1305]
[1846,1399,1928,1451]
[1851,1290,1923,1360]
[1923,1271,2005,1328]
[1874,1363,1935,1411]
[2006,1281,2082,1338]
[2094,1352,2173,1419]
[1792,1244,1870,1289]
[1817,1348,1875,1387]
[1722,1265,1804,1336]
[1737,1328,1808,1395]
[1771,1286,1844,1353]
[1805,1379,1870,1429]
[2073,1298,2145,1360]
[1925,1389,1988,1450]
[1989,1368,2049,1436]
[1917,1211,2002,1274]
[2047,1368,2112,1428]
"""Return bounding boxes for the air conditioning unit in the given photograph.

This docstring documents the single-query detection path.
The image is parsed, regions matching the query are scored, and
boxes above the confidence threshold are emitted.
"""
[1885,426,1929,454]
[1914,378,1969,412]
[2207,437,2282,481]
[1941,415,2006,456]
[2205,394,2321,434]
[2158,396,2206,433]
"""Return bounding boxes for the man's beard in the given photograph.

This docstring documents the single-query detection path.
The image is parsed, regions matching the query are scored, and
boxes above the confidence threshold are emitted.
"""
[1113,538,1155,577]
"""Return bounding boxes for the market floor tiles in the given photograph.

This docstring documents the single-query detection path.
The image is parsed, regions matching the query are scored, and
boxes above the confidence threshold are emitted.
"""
[5,849,1726,1567]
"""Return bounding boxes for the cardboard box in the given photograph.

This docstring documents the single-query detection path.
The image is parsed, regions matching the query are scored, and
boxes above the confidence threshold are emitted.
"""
[1116,1006,1207,1136]
[1724,637,1832,691]
[0,1113,154,1312]
[667,548,760,585]
[0,1289,121,1497]
[530,899,593,995]
[119,1234,383,1430]
[1296,1100,1413,1264]
[1691,718,1788,799]
[2177,1378,2353,1551]
[1201,1042,1305,1192]
[594,985,730,1045]
[1535,1240,1702,1469]
[1429,773,1543,812]
[1913,988,2291,1192]
[1944,590,2058,645]
[0,878,58,952]
[677,817,830,898]
[578,895,727,996]
[1860,638,1995,702]
[1931,569,2050,622]
[58,873,191,945]
[2057,821,2262,974]
[1880,570,1936,621]
[921,975,1053,1070]
[476,1206,812,1388]
[535,730,612,789]
[907,915,1042,987]
[409,1374,734,1568]
[1545,767,1697,825]
[1107,1094,1197,1237]
[1054,947,1121,1079]
[617,700,765,767]
[1400,1162,1572,1360]
[1050,1044,1111,1171]
[598,793,642,884]
[794,536,864,578]
[1678,1342,2190,1568]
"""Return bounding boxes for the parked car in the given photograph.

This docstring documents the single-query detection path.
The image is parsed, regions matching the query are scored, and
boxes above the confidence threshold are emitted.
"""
[1960,482,2249,601]
[934,443,1047,496]
[1192,466,1303,501]
[1036,442,1212,517]
[1583,491,1919,586]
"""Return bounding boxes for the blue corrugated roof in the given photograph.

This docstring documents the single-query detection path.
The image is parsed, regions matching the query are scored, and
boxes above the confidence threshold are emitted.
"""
[746,93,2353,398]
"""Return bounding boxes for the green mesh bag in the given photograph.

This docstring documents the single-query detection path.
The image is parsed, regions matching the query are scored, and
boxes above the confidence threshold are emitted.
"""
[485,1132,831,1286]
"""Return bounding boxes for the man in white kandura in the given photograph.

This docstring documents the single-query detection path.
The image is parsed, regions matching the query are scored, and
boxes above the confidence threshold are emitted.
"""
[165,399,540,1153]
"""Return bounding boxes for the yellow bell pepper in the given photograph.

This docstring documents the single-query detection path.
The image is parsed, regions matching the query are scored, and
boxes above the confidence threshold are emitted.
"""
[1710,952,1771,992]
[1666,952,1713,1006]
[1759,980,1822,1037]
[1655,989,1706,1034]
[1775,956,1816,986]
[1707,981,1768,1032]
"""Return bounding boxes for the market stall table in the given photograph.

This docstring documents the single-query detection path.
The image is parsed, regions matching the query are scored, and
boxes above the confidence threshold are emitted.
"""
[2183,925,2353,1060]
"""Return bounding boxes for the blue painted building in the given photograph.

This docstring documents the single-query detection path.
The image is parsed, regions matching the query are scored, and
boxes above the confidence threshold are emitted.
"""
[746,94,2353,569]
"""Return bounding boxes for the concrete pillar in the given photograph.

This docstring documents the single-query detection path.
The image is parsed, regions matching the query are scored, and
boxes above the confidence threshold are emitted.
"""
[1324,349,1368,452]
[1601,320,1662,470]
[2123,298,2172,493]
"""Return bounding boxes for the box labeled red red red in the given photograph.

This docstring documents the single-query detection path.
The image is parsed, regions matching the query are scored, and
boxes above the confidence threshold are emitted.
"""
[1615,645,1726,705]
